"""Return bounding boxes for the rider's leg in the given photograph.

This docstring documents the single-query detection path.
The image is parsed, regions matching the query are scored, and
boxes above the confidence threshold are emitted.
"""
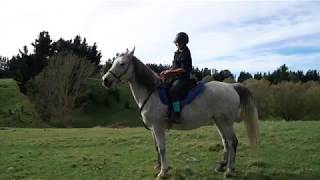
[169,79,188,122]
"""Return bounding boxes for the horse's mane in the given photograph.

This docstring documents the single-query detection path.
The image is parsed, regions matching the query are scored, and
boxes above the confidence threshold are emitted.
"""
[132,56,158,93]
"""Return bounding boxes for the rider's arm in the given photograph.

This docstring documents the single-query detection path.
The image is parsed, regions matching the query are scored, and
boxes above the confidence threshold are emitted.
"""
[160,68,185,80]
[166,68,185,76]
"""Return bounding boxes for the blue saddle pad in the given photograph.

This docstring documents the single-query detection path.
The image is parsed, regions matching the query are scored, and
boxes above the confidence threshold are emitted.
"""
[159,81,205,106]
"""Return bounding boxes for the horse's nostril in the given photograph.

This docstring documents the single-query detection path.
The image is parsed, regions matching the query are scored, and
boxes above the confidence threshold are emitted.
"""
[104,78,113,88]
[103,79,109,87]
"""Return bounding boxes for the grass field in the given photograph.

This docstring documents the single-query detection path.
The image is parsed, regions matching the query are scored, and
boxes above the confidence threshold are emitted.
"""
[1,121,319,180]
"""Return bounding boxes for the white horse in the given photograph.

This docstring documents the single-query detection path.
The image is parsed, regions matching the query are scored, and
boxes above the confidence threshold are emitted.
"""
[102,47,259,179]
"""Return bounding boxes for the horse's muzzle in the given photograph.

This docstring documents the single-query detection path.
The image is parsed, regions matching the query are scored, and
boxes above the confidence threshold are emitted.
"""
[103,78,112,88]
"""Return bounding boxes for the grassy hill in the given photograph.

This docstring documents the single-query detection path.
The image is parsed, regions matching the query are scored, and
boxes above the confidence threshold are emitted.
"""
[67,78,141,128]
[0,121,319,179]
[0,79,46,127]
[0,78,142,128]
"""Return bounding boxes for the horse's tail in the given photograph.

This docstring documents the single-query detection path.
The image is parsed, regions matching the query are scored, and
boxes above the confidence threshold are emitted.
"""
[233,83,259,149]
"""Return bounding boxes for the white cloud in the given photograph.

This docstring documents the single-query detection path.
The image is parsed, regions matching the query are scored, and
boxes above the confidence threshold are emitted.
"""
[0,1,319,72]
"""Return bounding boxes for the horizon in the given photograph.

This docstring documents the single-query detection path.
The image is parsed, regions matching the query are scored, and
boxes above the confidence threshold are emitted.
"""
[1,0,320,74]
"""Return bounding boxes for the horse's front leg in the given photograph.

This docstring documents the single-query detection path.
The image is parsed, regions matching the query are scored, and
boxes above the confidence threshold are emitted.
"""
[151,130,161,170]
[153,127,169,179]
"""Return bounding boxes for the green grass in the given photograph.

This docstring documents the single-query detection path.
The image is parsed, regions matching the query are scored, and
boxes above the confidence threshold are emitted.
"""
[0,79,46,127]
[1,121,319,179]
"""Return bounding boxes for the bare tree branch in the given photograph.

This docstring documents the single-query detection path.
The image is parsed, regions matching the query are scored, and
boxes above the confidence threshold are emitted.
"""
[28,51,95,126]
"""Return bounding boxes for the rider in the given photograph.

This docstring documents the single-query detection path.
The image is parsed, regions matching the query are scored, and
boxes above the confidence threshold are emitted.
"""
[160,32,192,123]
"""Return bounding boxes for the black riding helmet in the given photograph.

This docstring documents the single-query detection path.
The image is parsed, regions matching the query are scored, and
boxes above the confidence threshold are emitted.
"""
[173,32,189,45]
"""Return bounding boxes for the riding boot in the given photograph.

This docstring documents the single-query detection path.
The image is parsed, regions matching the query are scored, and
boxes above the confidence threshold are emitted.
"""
[171,101,181,123]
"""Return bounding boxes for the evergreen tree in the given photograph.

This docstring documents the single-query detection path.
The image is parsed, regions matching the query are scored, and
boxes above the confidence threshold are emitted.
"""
[55,36,101,65]
[11,46,34,93]
[146,63,170,74]
[9,31,102,93]
[238,71,253,82]
[30,31,55,78]
[213,69,234,82]
[0,56,9,71]
[296,71,304,82]
[304,70,319,82]
[201,67,211,77]
[277,64,290,83]
[0,56,10,78]
[253,72,262,80]
[192,67,202,80]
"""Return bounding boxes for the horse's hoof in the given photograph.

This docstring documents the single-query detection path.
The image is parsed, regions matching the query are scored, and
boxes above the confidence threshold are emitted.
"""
[224,168,236,178]
[156,168,170,180]
[156,173,168,180]
[215,161,226,173]
[154,164,160,170]
[215,165,225,173]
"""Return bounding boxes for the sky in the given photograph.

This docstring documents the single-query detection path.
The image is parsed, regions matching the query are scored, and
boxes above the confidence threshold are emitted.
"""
[0,0,320,74]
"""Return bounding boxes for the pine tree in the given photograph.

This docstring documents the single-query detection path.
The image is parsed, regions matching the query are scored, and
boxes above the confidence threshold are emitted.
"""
[238,71,253,82]
[31,31,55,78]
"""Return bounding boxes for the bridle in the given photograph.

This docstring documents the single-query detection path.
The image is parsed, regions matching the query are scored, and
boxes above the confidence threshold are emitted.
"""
[107,59,131,82]
[105,55,154,130]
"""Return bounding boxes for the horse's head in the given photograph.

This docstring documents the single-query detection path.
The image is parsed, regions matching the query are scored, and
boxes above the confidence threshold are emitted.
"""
[102,47,135,88]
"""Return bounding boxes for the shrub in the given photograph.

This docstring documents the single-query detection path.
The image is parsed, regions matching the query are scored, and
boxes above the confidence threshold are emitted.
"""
[302,81,320,120]
[28,51,95,126]
[272,81,305,120]
[244,79,275,119]
[202,75,213,83]
[244,79,320,121]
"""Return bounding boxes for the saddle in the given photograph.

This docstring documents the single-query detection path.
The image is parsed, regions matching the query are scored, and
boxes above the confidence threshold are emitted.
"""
[159,80,205,107]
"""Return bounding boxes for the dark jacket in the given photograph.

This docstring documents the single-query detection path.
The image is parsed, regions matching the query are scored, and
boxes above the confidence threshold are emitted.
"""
[172,46,192,80]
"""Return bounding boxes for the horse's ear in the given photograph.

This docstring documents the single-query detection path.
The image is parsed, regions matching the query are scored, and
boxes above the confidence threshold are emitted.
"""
[129,46,135,56]
[126,48,129,54]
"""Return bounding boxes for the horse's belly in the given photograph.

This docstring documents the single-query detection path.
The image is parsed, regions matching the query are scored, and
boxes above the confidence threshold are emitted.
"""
[171,123,205,130]
[171,114,212,130]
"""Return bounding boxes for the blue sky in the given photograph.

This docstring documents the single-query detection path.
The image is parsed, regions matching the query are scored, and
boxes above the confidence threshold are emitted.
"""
[0,0,319,74]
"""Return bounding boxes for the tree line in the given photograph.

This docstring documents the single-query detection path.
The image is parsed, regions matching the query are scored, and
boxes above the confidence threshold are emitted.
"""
[145,63,320,84]
[1,31,101,93]
[2,33,319,87]
[1,31,102,125]
[1,30,320,126]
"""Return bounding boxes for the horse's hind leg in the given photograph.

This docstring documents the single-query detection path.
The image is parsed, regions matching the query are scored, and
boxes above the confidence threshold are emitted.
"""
[225,131,238,178]
[214,121,228,173]
[214,118,238,178]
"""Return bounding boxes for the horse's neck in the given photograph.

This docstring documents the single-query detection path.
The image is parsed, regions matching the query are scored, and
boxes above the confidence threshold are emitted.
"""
[128,77,152,109]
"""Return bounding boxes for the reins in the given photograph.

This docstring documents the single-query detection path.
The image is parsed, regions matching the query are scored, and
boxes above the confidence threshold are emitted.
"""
[138,89,154,131]
[139,89,154,113]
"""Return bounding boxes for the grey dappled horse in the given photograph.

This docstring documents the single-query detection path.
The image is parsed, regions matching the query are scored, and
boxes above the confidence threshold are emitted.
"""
[102,47,259,179]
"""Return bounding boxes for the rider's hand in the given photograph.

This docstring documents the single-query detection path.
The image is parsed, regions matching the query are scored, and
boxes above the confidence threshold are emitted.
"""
[160,73,166,81]
[160,70,170,81]
[160,70,170,80]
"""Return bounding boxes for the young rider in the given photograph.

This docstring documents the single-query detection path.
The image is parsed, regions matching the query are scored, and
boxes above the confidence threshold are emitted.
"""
[160,32,192,123]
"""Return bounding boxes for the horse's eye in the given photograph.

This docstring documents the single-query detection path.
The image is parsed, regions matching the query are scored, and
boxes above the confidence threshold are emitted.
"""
[120,63,125,66]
